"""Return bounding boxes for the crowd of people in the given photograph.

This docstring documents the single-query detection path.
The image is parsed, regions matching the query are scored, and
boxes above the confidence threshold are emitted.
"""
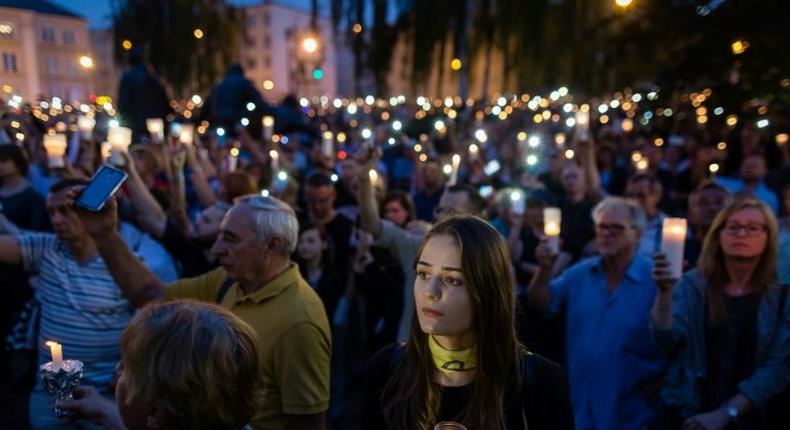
[0,56,789,430]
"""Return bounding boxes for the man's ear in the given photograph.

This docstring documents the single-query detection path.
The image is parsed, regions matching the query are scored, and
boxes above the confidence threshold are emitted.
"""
[265,235,285,256]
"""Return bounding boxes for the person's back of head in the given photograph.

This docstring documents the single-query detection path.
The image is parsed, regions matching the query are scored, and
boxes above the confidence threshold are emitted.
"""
[119,300,263,430]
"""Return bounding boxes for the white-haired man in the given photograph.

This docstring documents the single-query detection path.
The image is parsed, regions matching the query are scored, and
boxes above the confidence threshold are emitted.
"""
[73,193,331,430]
[528,196,666,430]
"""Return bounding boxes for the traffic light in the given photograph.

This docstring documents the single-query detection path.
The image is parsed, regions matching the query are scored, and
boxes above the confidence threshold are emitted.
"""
[312,67,324,80]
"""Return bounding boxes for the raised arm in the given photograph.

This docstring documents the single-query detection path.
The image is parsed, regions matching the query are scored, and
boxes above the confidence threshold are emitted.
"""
[70,191,164,308]
[186,143,217,208]
[168,145,189,233]
[119,152,167,239]
[0,235,21,265]
[578,137,604,203]
[526,238,557,312]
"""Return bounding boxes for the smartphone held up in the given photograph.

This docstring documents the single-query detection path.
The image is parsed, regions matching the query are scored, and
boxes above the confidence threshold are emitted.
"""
[74,165,128,212]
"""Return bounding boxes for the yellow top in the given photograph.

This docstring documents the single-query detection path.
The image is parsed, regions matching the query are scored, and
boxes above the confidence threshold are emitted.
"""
[165,264,331,429]
[428,335,477,373]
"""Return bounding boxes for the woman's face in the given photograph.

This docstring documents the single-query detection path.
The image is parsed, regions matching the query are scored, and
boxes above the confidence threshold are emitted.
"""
[115,360,149,430]
[719,208,768,258]
[297,228,325,261]
[192,206,225,242]
[384,200,410,227]
[414,234,474,339]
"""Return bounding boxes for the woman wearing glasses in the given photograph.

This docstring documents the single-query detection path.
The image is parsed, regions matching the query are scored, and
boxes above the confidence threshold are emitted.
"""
[361,215,573,430]
[652,197,790,429]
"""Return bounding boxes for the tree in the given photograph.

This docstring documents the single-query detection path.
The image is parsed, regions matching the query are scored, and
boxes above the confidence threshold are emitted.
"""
[111,0,243,98]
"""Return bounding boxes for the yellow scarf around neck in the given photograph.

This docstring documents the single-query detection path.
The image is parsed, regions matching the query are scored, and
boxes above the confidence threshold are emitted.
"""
[428,335,477,372]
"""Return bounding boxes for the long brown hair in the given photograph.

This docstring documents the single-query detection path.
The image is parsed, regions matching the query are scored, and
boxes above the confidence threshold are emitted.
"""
[382,215,523,430]
[697,196,779,327]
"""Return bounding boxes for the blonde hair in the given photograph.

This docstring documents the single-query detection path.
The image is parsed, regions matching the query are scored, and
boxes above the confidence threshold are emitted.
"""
[698,197,779,327]
[120,300,263,430]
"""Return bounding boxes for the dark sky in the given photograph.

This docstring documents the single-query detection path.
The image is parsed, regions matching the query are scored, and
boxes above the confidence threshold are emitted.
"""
[50,0,317,29]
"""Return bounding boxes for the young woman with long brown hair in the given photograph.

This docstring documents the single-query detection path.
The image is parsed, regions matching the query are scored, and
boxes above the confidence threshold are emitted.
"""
[652,197,790,429]
[361,215,573,430]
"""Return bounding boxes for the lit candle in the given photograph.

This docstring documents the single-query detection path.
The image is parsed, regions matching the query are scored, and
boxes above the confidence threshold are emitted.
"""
[554,133,566,149]
[448,154,461,186]
[179,124,195,146]
[468,143,480,161]
[575,110,590,141]
[510,190,525,215]
[269,149,279,170]
[661,218,687,279]
[46,341,63,370]
[321,131,334,158]
[543,207,562,254]
[368,169,379,186]
[262,116,274,141]
[77,116,95,140]
[228,147,239,172]
[107,126,132,165]
[43,133,67,168]
[146,118,164,141]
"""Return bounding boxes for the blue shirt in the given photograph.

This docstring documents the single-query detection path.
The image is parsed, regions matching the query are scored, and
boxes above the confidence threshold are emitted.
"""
[714,176,780,214]
[549,254,665,430]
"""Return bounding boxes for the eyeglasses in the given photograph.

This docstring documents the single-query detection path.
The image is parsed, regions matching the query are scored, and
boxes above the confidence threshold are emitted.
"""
[722,223,766,237]
[595,223,629,234]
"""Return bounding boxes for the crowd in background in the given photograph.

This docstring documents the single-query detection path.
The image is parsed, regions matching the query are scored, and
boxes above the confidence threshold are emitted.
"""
[0,58,789,430]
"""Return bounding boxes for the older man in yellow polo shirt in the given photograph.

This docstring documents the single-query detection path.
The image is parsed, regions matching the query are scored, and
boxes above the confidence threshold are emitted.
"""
[75,193,331,430]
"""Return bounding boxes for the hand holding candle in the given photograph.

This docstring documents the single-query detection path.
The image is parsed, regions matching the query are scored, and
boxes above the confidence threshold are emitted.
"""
[146,118,164,141]
[46,341,63,370]
[575,110,590,141]
[179,124,195,146]
[661,218,687,279]
[77,116,95,140]
[40,341,84,418]
[543,207,562,254]
[269,149,279,170]
[107,126,132,166]
[321,131,334,158]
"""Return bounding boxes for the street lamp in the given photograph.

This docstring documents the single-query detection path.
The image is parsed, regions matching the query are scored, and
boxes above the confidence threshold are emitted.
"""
[79,55,94,69]
[615,0,633,7]
[302,36,318,54]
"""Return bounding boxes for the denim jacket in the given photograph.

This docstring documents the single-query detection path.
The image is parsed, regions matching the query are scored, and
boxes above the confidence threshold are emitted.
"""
[650,270,790,417]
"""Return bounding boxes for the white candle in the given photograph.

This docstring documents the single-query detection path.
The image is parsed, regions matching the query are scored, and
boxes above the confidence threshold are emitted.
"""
[321,131,334,158]
[46,341,63,370]
[543,207,562,254]
[368,169,379,186]
[146,118,164,141]
[228,148,239,173]
[77,116,95,140]
[43,133,67,168]
[107,126,132,165]
[448,154,461,186]
[262,116,274,141]
[510,190,525,216]
[575,110,590,141]
[269,150,279,170]
[661,218,687,279]
[468,143,480,161]
[179,124,195,146]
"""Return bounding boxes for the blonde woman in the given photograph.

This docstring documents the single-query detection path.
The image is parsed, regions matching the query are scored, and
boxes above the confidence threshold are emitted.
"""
[652,197,790,429]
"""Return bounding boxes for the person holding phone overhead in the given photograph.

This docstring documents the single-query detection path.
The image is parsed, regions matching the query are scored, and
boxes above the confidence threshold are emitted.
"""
[0,178,174,430]
[651,197,790,429]
[361,216,572,430]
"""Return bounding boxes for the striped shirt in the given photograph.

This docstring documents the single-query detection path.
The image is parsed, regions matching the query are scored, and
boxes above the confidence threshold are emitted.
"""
[19,233,134,388]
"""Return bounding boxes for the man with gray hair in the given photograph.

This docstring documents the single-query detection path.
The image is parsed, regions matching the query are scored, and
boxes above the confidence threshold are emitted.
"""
[527,196,666,430]
[72,193,331,430]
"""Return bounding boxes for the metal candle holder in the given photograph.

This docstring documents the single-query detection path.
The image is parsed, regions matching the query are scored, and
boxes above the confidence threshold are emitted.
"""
[39,359,84,418]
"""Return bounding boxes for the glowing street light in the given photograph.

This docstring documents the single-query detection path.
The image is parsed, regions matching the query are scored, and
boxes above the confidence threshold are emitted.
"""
[79,55,94,69]
[615,0,633,7]
[193,28,204,39]
[302,36,319,54]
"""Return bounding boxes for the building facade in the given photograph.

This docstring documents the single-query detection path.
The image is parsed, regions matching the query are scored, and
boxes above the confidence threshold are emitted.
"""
[240,1,338,101]
[0,0,92,102]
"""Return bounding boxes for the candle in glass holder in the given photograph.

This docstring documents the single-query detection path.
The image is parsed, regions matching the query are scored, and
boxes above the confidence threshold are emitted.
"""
[448,154,461,186]
[43,133,67,168]
[107,126,132,165]
[661,218,687,279]
[468,143,480,161]
[77,116,95,140]
[146,118,164,141]
[179,124,195,146]
[228,147,239,172]
[262,116,274,141]
[543,207,562,254]
[321,131,334,158]
[368,169,379,187]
